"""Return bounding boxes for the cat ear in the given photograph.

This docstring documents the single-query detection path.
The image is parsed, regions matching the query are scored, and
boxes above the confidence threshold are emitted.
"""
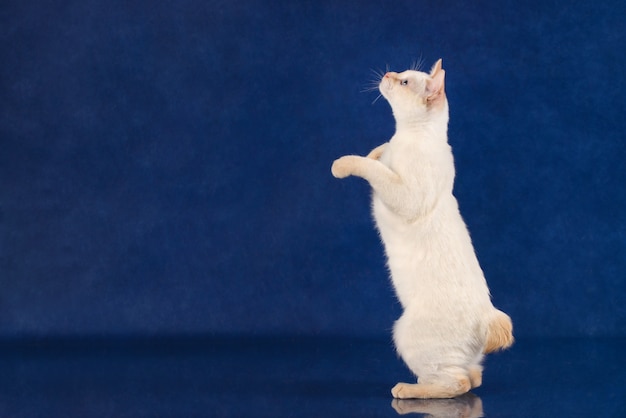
[429,59,443,77]
[426,59,445,101]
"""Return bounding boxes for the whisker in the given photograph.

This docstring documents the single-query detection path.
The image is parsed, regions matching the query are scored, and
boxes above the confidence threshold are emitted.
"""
[371,93,383,105]
[361,67,385,93]
[360,85,379,93]
[370,67,384,78]
[410,55,424,71]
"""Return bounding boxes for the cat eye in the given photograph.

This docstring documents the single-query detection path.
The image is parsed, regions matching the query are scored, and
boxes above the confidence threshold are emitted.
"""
[401,80,408,85]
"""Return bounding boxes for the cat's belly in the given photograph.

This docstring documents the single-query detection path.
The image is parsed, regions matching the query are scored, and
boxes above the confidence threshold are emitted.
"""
[372,195,491,312]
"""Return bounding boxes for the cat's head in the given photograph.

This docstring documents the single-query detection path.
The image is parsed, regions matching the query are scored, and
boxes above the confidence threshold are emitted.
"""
[379,59,447,127]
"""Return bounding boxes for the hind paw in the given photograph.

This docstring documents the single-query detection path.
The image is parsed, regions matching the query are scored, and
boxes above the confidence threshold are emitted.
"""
[391,382,414,399]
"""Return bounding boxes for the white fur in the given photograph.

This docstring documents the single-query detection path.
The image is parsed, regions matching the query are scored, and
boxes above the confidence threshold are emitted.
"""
[332,60,512,398]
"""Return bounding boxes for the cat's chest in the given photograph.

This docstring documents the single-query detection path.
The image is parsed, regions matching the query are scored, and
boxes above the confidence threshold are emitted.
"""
[381,140,450,177]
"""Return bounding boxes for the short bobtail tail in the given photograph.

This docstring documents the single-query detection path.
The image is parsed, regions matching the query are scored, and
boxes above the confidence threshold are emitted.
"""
[484,309,514,354]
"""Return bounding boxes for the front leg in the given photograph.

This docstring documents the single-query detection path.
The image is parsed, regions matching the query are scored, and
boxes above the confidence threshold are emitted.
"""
[366,143,388,160]
[332,155,422,219]
[331,155,401,187]
[331,155,361,179]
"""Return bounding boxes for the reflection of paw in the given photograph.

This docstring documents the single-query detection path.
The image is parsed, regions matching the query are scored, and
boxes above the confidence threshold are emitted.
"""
[392,393,484,417]
[331,156,356,178]
[391,399,412,414]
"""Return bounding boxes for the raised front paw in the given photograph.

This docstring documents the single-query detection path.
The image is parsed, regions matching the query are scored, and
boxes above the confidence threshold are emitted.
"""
[366,143,388,160]
[331,155,358,178]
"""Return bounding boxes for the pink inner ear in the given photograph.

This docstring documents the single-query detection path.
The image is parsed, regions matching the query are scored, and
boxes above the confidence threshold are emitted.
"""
[426,69,445,97]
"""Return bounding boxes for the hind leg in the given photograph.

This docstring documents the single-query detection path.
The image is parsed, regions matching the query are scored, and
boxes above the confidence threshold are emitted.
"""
[391,314,482,399]
[468,365,483,389]
[391,373,472,399]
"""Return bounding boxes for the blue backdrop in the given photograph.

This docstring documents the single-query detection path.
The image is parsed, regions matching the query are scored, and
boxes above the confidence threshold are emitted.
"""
[2,0,625,339]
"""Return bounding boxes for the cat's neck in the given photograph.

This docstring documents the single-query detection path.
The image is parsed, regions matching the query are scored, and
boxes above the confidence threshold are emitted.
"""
[394,117,448,141]
[393,105,449,138]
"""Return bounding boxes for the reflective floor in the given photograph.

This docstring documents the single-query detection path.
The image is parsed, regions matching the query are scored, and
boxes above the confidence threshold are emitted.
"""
[1,337,624,417]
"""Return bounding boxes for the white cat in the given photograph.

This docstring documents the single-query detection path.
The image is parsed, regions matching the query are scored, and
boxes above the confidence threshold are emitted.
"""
[331,59,513,399]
